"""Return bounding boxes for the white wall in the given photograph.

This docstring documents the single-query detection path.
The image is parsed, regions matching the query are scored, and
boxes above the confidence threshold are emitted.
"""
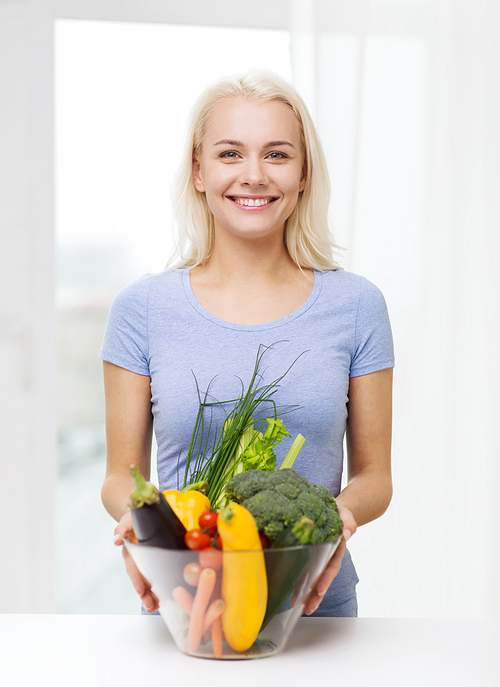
[0,0,56,612]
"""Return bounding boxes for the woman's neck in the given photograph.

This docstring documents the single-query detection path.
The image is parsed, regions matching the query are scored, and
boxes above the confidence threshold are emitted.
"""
[198,232,297,288]
[189,234,314,325]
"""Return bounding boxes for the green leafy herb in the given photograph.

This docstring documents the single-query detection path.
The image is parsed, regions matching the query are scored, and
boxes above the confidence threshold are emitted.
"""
[180,342,307,508]
[239,418,291,472]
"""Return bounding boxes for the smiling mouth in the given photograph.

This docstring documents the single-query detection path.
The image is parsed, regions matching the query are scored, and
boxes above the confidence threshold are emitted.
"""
[228,196,278,207]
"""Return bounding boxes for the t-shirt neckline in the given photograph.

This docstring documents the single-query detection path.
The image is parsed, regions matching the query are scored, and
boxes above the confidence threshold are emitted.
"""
[182,268,323,332]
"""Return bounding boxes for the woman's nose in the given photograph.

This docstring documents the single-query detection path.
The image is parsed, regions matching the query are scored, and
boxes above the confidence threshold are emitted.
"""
[239,158,268,186]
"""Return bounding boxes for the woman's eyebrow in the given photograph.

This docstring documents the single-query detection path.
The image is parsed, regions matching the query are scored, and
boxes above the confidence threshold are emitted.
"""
[265,141,295,148]
[213,139,243,147]
[212,139,295,149]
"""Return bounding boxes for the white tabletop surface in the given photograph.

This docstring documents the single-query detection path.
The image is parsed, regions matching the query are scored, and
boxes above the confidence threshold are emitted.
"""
[1,614,498,687]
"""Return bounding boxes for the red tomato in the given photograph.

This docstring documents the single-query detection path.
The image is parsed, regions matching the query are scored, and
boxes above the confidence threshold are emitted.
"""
[184,529,211,551]
[198,510,218,536]
[259,532,270,549]
[198,547,223,571]
[211,532,222,550]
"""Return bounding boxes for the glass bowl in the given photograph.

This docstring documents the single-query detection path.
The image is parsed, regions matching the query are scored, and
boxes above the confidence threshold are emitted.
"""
[124,534,341,659]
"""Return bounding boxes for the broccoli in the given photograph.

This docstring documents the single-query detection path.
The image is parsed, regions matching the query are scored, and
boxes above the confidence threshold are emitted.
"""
[224,468,343,543]
[224,468,273,502]
[242,490,296,541]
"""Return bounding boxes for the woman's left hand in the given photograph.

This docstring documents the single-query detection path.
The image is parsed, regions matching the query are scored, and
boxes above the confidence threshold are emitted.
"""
[303,504,357,616]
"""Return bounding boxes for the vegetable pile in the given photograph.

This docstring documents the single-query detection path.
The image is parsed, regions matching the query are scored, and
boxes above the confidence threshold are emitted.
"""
[125,344,343,655]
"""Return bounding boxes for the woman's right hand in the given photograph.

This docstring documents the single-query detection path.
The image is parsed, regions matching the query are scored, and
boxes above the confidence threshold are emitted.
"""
[113,512,159,614]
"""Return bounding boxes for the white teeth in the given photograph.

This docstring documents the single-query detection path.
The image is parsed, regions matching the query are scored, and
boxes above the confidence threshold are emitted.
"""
[233,197,271,207]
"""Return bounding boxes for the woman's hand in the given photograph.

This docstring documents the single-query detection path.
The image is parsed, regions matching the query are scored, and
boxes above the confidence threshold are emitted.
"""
[113,512,159,614]
[303,504,357,616]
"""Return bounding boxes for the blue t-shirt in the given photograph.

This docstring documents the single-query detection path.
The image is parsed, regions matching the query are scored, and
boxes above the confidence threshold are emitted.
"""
[99,268,394,614]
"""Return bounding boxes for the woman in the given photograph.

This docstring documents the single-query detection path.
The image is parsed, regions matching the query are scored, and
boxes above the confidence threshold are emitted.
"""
[101,70,394,617]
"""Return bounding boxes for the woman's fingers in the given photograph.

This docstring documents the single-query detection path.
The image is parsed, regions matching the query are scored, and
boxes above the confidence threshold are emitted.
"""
[114,512,134,544]
[122,546,145,595]
[114,512,159,613]
[304,537,346,615]
[122,546,159,612]
[337,504,357,539]
[303,506,357,615]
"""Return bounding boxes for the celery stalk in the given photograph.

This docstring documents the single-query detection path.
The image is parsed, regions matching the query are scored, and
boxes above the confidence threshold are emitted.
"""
[235,421,257,474]
[279,433,305,470]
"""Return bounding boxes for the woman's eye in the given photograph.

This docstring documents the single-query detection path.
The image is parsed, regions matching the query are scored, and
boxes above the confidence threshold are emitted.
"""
[268,151,288,160]
[220,151,239,159]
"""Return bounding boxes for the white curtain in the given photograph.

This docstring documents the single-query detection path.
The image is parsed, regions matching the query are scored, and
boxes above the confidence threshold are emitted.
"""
[290,0,500,618]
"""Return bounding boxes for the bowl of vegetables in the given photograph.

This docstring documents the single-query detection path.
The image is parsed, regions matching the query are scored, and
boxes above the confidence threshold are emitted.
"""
[124,466,343,659]
[124,533,340,659]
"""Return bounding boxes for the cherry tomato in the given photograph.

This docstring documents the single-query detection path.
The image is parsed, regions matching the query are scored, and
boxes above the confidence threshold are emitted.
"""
[198,511,218,536]
[198,547,223,571]
[259,532,270,549]
[184,528,211,551]
[210,532,222,550]
[183,562,202,586]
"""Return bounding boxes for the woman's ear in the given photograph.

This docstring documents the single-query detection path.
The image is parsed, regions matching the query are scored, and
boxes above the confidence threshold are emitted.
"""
[299,163,307,192]
[192,157,205,192]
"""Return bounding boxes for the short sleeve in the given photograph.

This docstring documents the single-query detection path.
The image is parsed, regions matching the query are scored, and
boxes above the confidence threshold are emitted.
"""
[350,279,395,378]
[99,274,151,376]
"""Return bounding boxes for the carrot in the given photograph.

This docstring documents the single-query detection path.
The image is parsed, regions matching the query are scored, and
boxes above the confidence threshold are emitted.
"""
[202,598,225,634]
[211,616,223,658]
[186,567,216,652]
[213,570,222,604]
[172,586,194,614]
[208,570,224,657]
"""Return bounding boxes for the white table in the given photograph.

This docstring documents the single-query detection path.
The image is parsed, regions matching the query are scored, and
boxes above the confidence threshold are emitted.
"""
[1,614,498,686]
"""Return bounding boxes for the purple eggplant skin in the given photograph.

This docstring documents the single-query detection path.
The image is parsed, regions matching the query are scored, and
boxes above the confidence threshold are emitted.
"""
[128,465,187,549]
[131,492,188,549]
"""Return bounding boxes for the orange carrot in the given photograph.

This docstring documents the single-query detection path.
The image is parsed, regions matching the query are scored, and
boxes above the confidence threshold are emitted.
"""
[213,570,222,605]
[211,616,223,658]
[172,586,194,614]
[202,599,225,634]
[208,570,224,657]
[186,567,216,653]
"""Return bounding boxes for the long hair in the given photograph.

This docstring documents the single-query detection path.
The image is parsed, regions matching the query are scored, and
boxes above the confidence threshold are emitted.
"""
[167,69,343,270]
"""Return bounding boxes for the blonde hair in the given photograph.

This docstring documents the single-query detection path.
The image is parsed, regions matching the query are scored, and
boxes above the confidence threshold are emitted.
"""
[167,69,343,271]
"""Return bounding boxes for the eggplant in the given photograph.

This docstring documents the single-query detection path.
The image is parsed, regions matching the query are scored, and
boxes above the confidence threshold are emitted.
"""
[261,517,316,629]
[129,465,187,549]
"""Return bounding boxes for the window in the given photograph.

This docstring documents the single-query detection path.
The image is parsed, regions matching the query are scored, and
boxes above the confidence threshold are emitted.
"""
[55,19,291,613]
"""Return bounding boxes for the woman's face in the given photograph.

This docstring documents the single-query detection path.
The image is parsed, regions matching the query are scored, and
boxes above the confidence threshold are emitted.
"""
[192,97,306,244]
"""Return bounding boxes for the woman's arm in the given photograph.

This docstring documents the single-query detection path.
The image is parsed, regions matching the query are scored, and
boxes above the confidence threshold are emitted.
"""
[101,360,159,612]
[101,360,154,518]
[304,366,393,615]
[337,366,393,523]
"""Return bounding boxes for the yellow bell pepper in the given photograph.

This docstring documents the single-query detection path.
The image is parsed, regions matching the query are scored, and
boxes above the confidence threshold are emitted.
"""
[162,489,210,531]
[217,503,267,652]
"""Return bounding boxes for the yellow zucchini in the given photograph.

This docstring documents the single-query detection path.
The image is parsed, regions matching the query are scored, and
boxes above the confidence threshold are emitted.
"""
[217,503,267,652]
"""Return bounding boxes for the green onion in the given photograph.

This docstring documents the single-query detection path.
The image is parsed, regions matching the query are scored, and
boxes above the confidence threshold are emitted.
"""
[180,342,307,507]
